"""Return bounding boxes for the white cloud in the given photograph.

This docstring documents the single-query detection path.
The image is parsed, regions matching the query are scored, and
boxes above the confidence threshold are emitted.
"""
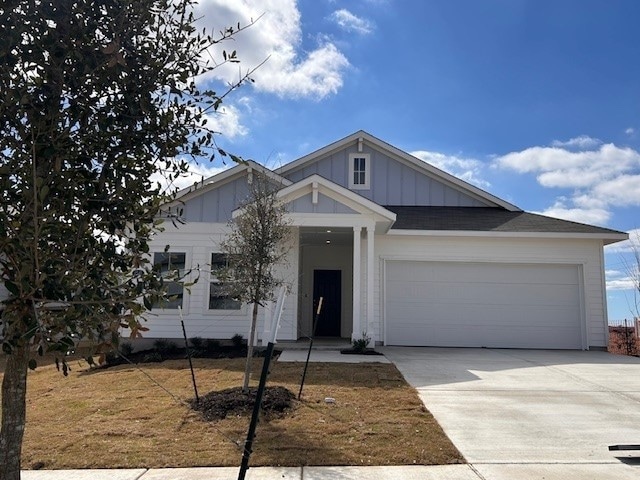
[592,174,640,207]
[607,277,636,291]
[330,9,374,34]
[411,150,490,188]
[496,140,640,225]
[196,0,349,100]
[203,104,248,139]
[626,127,635,136]
[535,200,611,226]
[604,263,638,291]
[496,144,640,189]
[551,135,602,149]
[150,162,230,195]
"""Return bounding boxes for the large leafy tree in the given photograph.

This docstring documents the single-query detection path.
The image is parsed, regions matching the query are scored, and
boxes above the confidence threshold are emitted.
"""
[0,1,252,478]
[221,174,290,392]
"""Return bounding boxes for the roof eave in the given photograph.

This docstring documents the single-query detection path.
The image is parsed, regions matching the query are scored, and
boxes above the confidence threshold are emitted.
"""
[387,229,629,245]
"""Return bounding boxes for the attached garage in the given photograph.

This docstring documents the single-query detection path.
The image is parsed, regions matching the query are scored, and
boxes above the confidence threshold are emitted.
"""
[384,260,584,349]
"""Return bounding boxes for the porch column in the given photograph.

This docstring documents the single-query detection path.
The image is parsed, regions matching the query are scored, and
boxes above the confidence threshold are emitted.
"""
[366,225,375,346]
[352,226,362,341]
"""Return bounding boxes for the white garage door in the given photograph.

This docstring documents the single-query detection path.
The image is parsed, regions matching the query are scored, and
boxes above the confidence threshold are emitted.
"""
[385,261,583,349]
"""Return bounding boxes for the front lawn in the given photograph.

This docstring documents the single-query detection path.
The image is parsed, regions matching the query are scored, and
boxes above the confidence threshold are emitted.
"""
[1,354,464,469]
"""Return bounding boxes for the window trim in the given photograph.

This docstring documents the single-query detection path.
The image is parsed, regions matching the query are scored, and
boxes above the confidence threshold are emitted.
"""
[207,252,243,312]
[152,250,189,312]
[348,153,370,190]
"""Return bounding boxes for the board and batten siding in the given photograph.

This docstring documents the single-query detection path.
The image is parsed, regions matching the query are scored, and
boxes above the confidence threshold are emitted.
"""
[137,222,299,342]
[283,145,488,207]
[290,192,358,214]
[373,234,608,348]
[181,175,252,223]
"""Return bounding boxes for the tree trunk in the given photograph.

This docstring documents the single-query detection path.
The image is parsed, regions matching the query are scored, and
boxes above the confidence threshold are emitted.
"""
[0,341,30,480]
[242,301,259,392]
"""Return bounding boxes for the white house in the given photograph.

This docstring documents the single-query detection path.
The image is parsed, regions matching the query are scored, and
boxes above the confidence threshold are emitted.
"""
[144,131,627,350]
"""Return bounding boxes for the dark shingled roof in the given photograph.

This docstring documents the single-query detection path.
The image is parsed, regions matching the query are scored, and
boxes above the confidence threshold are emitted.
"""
[384,206,625,235]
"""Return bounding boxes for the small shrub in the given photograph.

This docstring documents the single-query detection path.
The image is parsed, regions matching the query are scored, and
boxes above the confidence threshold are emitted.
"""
[231,333,244,348]
[189,337,204,349]
[104,350,121,366]
[186,347,203,358]
[119,342,134,357]
[205,338,221,352]
[153,339,178,355]
[352,333,371,353]
[142,351,163,363]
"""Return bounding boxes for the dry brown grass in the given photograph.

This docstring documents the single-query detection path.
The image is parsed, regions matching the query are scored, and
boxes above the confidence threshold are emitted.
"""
[1,354,463,469]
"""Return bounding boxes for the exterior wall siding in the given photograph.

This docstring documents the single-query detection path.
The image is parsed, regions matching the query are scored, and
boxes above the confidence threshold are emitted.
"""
[137,221,299,342]
[284,144,487,207]
[182,176,252,223]
[373,235,607,348]
[289,192,357,214]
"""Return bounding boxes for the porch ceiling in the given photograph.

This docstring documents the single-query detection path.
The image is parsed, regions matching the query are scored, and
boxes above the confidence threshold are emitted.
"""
[299,227,353,246]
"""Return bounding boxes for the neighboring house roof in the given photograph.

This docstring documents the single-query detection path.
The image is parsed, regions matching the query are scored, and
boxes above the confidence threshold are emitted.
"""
[386,206,627,243]
[276,130,521,212]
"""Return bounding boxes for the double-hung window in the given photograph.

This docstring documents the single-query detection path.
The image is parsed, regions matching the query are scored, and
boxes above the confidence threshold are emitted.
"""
[348,153,370,189]
[153,252,186,309]
[209,253,241,310]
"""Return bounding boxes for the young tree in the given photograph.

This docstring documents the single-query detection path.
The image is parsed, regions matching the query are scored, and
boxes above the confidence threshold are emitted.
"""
[220,174,290,392]
[0,1,253,478]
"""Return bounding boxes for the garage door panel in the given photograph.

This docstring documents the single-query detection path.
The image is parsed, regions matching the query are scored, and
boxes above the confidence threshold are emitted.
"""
[395,262,578,285]
[385,261,583,349]
[389,282,579,307]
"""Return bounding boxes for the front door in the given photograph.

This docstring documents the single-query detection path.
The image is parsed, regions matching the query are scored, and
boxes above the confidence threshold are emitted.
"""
[312,269,342,337]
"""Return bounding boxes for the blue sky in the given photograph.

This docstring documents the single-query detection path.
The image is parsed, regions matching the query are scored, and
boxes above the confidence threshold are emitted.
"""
[184,0,640,322]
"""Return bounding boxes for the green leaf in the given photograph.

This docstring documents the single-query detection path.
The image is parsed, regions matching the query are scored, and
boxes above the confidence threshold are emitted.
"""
[4,280,18,295]
[143,296,152,310]
[39,185,49,200]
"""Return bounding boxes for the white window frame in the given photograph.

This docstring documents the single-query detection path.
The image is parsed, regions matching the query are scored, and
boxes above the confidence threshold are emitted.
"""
[207,252,243,312]
[152,250,189,312]
[348,153,370,190]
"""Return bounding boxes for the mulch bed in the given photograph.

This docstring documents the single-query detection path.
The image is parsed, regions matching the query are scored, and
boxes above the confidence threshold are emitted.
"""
[190,386,296,421]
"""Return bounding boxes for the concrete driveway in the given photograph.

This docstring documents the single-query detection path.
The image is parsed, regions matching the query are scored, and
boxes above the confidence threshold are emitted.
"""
[383,347,640,479]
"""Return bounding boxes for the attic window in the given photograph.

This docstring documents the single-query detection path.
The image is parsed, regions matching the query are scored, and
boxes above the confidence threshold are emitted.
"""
[349,153,370,190]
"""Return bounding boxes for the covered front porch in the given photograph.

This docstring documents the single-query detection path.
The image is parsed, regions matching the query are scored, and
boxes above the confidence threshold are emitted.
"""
[268,174,397,345]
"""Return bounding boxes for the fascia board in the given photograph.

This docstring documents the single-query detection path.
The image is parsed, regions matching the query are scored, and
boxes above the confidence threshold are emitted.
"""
[387,229,629,245]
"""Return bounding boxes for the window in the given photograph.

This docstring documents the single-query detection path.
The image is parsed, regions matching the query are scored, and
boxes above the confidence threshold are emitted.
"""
[153,252,186,309]
[348,153,370,189]
[209,253,241,310]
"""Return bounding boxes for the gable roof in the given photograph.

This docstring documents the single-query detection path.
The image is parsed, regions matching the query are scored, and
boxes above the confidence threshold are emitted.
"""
[168,160,291,207]
[276,130,521,212]
[386,206,628,243]
[276,174,397,221]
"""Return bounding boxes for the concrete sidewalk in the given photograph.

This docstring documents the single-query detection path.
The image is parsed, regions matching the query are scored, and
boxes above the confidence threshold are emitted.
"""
[19,466,475,480]
[20,463,640,479]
